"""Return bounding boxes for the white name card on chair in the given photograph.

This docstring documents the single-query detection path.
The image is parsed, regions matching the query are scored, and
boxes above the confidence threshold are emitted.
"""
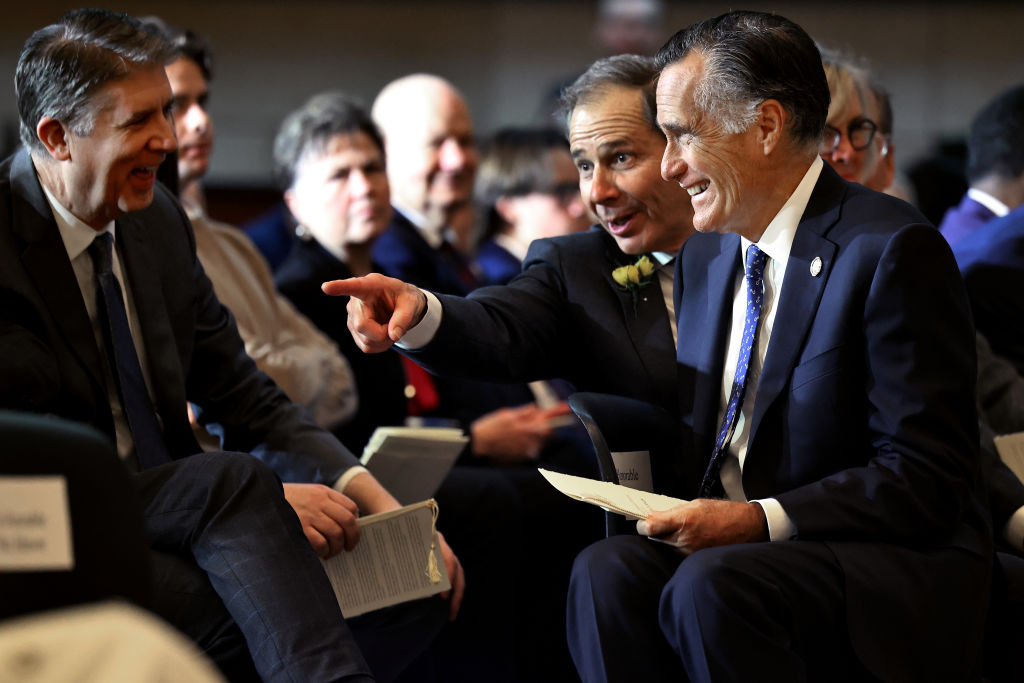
[610,450,653,492]
[0,476,74,571]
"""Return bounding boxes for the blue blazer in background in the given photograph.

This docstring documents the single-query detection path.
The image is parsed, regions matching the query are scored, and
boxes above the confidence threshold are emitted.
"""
[953,204,1024,375]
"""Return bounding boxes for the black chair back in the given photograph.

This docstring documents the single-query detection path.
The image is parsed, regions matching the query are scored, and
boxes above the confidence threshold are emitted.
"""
[0,411,152,620]
[568,392,690,536]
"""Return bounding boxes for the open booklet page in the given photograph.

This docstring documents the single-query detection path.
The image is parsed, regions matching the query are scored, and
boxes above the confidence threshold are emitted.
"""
[994,432,1024,482]
[360,427,468,505]
[538,468,688,518]
[321,499,450,618]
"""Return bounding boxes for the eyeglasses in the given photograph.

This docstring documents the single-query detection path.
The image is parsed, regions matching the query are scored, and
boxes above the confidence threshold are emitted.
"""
[819,118,879,155]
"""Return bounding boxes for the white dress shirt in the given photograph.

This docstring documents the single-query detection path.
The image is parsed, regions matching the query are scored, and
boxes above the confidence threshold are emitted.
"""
[716,156,824,541]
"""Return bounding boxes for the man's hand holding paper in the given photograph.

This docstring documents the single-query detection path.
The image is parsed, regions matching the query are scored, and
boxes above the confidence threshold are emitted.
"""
[636,500,769,555]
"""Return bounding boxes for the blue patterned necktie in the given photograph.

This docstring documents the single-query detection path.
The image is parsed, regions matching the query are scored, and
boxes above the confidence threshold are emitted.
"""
[88,233,171,469]
[699,244,768,498]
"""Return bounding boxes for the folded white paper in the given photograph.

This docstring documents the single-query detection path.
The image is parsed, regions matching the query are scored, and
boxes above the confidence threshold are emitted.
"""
[537,468,687,518]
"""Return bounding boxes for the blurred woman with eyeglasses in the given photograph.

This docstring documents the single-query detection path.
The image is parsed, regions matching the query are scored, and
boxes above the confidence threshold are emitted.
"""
[819,52,895,192]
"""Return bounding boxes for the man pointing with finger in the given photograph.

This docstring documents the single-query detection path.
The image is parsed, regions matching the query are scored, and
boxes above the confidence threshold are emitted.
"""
[325,54,693,420]
[567,11,990,682]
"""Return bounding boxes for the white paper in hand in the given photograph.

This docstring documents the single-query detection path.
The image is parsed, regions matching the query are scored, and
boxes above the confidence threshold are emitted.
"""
[537,468,687,518]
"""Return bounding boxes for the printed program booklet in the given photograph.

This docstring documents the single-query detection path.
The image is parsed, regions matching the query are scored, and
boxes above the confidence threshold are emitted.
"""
[360,427,468,505]
[321,499,450,618]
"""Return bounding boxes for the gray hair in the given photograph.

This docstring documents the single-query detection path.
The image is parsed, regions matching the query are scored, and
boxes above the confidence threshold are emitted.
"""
[557,54,661,136]
[273,91,384,190]
[16,8,174,151]
[655,11,829,146]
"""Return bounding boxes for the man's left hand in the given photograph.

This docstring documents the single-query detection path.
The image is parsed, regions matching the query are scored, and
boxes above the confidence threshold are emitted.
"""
[436,531,465,620]
[637,499,769,555]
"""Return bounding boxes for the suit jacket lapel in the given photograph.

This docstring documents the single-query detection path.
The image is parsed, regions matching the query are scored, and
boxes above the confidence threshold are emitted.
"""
[10,150,107,393]
[604,241,678,410]
[692,234,741,455]
[747,170,843,447]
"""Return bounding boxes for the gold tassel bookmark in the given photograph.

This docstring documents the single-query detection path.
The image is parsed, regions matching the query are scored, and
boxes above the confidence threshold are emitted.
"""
[425,499,442,584]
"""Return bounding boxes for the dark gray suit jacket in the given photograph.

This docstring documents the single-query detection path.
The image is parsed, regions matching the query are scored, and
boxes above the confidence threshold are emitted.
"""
[407,227,679,415]
[0,148,357,484]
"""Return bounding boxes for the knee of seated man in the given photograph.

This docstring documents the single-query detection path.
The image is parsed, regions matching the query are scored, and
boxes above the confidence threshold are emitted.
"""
[661,545,768,619]
[193,451,284,499]
[572,535,671,592]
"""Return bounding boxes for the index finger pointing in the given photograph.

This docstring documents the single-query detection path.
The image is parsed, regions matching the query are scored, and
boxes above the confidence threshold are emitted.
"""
[322,277,372,298]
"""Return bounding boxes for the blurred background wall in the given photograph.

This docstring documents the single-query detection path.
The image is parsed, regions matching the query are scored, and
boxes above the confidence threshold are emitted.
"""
[0,1,1020,219]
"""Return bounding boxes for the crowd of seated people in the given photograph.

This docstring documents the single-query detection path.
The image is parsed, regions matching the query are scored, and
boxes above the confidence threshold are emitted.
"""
[4,6,1024,683]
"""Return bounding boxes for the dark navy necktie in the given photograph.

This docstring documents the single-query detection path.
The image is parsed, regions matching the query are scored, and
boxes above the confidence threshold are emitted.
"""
[699,244,768,498]
[88,233,171,469]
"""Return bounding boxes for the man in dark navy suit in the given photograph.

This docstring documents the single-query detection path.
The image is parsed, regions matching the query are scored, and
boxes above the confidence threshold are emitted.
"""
[0,10,459,682]
[562,11,990,682]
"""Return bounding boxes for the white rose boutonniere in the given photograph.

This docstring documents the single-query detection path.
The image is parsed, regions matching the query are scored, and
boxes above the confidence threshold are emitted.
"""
[612,255,657,316]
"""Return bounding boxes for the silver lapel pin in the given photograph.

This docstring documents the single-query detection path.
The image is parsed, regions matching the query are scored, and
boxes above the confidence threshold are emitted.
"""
[809,256,823,277]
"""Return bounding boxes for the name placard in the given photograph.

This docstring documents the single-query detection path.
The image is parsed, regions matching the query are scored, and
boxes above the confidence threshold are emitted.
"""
[0,476,74,571]
[611,450,653,492]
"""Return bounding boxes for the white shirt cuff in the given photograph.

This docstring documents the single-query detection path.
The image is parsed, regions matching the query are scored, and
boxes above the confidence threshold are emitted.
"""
[752,498,796,541]
[1004,505,1024,551]
[395,290,442,350]
[333,465,369,493]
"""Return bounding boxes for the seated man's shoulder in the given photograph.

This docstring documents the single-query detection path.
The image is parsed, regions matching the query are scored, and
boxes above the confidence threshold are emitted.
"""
[526,227,611,263]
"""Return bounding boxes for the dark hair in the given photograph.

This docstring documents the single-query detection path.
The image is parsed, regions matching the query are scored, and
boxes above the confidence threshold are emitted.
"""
[558,54,661,135]
[273,91,385,190]
[966,84,1024,183]
[655,11,829,146]
[16,8,175,151]
[137,16,214,82]
[475,127,570,239]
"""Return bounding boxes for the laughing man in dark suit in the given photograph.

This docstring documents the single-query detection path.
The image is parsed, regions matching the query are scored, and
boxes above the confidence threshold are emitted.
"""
[0,10,459,681]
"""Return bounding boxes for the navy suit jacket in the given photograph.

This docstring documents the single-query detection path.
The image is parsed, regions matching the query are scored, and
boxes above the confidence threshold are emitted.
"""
[674,163,991,680]
[474,239,522,286]
[954,204,1024,375]
[0,149,358,484]
[372,208,477,296]
[938,193,997,248]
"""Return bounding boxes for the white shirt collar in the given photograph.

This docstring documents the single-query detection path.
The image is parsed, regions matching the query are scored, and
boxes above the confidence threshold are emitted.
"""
[40,180,115,260]
[650,251,675,266]
[740,156,823,265]
[967,188,1010,218]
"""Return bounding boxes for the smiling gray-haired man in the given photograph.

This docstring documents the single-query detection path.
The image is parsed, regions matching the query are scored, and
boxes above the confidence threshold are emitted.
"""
[566,10,990,683]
